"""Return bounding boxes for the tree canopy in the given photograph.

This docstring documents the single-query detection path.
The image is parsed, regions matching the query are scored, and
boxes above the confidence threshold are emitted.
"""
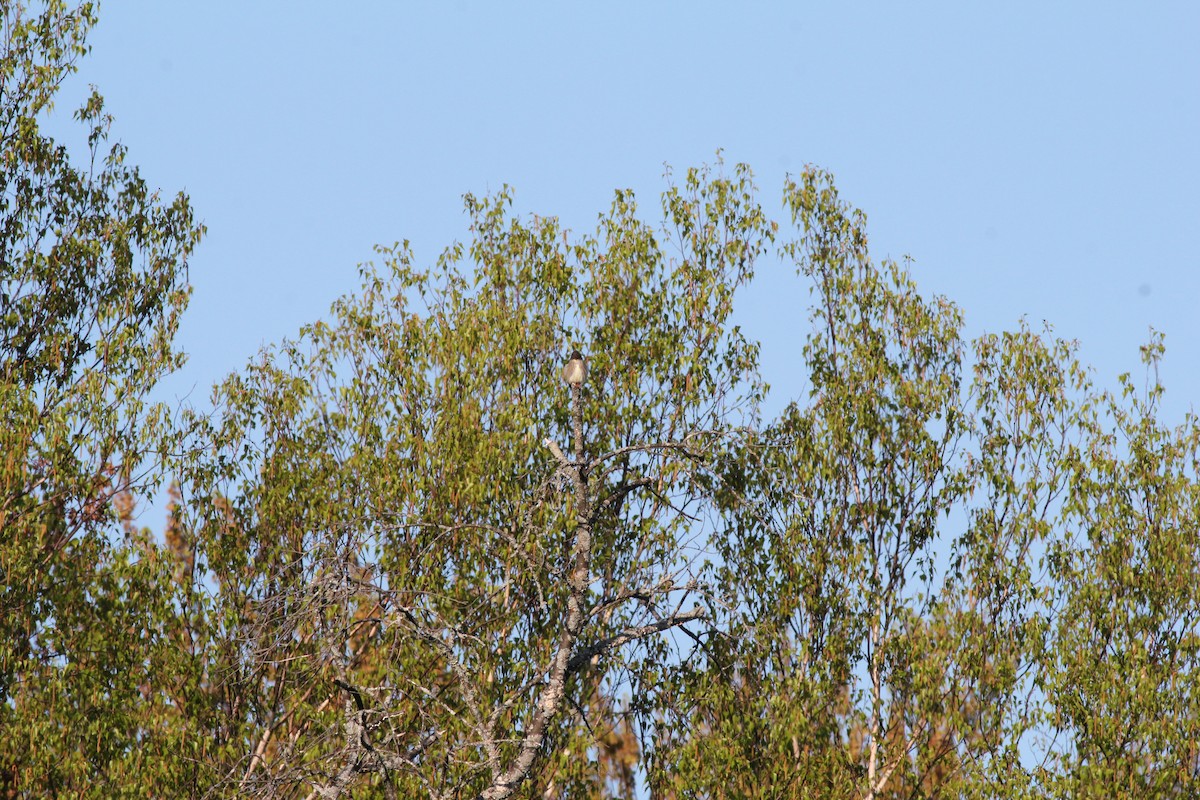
[2,3,1198,798]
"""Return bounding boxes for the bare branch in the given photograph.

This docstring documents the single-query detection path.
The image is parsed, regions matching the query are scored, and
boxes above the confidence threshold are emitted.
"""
[599,477,653,510]
[567,606,708,675]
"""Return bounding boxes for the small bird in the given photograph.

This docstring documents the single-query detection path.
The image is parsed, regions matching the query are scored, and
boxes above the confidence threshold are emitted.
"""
[562,350,586,386]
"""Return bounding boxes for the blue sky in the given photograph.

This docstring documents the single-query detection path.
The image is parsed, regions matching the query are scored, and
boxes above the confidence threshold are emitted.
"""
[56,2,1200,423]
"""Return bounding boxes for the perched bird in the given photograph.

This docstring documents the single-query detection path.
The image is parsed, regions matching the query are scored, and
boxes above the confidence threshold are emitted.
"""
[562,350,586,386]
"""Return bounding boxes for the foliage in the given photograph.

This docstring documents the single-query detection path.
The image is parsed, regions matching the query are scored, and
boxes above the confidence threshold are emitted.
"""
[640,179,1200,800]
[2,3,1199,798]
[170,161,772,797]
[0,0,204,795]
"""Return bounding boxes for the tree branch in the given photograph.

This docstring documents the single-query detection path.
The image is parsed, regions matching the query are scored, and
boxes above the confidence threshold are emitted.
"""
[567,606,707,675]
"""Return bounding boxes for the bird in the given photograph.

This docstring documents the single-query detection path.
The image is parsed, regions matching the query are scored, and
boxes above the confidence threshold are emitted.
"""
[562,350,586,386]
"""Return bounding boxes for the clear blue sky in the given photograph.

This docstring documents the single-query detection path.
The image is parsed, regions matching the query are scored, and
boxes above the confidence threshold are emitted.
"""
[56,3,1200,423]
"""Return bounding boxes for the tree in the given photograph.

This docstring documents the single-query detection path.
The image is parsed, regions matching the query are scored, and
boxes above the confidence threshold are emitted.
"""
[641,173,1200,800]
[644,169,973,800]
[0,1,203,794]
[1041,336,1200,797]
[4,4,1199,796]
[171,165,1200,800]
[171,163,775,798]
